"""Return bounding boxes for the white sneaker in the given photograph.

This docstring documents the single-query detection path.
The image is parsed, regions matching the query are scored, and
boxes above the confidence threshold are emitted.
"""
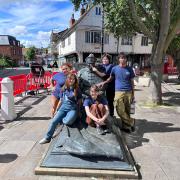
[39,138,50,144]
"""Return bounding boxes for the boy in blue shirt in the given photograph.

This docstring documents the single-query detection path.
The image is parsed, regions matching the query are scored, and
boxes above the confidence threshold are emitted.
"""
[97,52,135,132]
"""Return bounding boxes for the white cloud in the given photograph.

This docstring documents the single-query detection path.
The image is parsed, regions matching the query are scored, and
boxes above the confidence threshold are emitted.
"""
[0,0,80,47]
[21,31,51,48]
[8,25,28,36]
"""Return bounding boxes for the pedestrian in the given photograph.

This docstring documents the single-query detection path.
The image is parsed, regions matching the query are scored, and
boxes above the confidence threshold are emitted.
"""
[91,53,115,116]
[83,85,109,135]
[39,73,82,144]
[51,63,72,117]
[97,52,135,132]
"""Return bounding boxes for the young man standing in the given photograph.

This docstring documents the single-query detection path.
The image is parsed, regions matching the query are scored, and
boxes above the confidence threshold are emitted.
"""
[98,52,135,132]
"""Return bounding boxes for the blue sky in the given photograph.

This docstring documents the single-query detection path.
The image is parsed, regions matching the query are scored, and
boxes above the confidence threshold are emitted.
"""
[0,0,79,47]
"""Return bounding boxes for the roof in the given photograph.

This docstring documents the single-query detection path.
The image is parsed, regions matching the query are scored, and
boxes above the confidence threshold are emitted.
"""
[0,35,20,46]
[50,29,68,43]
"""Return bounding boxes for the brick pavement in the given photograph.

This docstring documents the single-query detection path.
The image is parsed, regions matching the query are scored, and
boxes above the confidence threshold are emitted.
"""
[0,78,180,180]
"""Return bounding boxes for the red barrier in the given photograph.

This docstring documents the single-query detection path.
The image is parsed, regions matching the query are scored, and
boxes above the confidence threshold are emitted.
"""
[0,71,53,103]
[9,74,27,96]
[26,71,52,91]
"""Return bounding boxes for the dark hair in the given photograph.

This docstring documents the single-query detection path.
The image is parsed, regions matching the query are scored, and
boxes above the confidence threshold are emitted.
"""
[102,53,111,62]
[118,52,126,60]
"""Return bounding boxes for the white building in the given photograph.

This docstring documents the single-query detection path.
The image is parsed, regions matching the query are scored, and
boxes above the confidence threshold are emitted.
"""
[51,4,152,68]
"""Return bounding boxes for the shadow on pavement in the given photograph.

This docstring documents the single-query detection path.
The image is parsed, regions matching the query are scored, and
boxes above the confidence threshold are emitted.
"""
[0,125,4,131]
[163,92,180,106]
[18,116,51,121]
[0,154,18,163]
[123,119,180,149]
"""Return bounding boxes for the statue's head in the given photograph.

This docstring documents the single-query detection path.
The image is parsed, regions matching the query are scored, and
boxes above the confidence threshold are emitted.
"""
[85,53,96,65]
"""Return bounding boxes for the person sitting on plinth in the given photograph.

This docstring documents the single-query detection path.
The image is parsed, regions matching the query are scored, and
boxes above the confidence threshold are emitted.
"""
[83,85,110,135]
[39,73,82,144]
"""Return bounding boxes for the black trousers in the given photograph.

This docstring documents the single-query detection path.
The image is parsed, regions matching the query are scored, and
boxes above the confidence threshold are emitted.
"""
[106,87,115,116]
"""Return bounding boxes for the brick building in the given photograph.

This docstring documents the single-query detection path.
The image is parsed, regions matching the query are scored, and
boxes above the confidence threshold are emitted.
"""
[0,35,23,65]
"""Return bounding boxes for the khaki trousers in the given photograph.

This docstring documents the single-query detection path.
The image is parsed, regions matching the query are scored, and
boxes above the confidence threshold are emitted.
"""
[114,91,134,127]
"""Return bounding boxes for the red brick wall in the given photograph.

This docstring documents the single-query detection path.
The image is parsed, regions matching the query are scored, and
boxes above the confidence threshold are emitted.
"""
[0,45,22,63]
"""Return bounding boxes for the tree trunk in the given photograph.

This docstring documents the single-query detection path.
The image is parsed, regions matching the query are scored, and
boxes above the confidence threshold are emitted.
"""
[149,0,170,105]
[150,62,163,105]
[116,37,119,54]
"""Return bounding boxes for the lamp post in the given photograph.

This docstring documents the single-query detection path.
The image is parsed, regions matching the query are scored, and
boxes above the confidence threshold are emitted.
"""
[101,3,104,58]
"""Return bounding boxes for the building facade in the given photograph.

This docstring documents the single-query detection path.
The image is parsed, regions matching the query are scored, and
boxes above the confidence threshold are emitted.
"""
[0,35,23,65]
[51,5,153,69]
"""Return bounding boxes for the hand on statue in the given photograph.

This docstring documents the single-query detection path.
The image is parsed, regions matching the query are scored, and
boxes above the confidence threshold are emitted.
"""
[89,65,97,72]
[96,82,104,89]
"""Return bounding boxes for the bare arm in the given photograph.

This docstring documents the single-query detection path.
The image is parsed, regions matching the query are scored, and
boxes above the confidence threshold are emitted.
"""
[56,99,62,112]
[96,76,113,88]
[100,105,109,122]
[50,78,56,90]
[85,106,100,123]
[91,66,106,78]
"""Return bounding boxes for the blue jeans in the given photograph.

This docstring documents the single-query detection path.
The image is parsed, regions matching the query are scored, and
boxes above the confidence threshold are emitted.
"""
[45,102,78,140]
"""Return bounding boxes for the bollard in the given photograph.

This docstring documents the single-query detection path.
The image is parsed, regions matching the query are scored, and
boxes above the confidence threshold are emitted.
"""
[1,77,17,120]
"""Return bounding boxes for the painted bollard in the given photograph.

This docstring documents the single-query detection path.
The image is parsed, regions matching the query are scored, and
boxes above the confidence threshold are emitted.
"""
[1,77,17,120]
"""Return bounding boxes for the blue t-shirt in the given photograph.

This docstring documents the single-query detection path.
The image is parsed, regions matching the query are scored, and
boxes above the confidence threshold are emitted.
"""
[100,64,114,76]
[99,64,115,89]
[83,96,108,107]
[60,87,82,103]
[52,72,67,91]
[111,65,135,91]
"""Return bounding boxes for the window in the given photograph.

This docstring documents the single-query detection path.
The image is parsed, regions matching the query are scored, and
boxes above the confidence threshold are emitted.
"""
[13,48,16,55]
[141,36,148,46]
[85,31,101,44]
[68,36,71,45]
[121,36,132,45]
[104,33,109,44]
[95,7,101,15]
[62,40,65,48]
[85,31,90,43]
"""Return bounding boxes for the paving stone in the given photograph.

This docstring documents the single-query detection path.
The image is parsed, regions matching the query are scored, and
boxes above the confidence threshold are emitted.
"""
[2,154,41,179]
[0,140,36,156]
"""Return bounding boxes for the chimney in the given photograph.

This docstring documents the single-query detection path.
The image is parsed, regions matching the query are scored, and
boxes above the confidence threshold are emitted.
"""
[69,13,75,27]
[80,5,85,16]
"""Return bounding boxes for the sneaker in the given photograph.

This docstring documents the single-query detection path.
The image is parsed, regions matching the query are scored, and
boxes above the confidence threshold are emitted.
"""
[121,123,132,133]
[104,128,111,133]
[102,126,111,133]
[96,127,105,135]
[39,138,50,144]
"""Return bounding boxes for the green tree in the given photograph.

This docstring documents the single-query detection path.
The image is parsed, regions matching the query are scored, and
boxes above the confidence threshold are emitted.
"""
[25,46,36,61]
[0,55,12,68]
[71,0,180,104]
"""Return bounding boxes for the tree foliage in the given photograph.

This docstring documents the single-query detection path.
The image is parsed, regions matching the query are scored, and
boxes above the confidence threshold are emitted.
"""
[25,46,36,61]
[0,55,13,68]
[71,0,180,104]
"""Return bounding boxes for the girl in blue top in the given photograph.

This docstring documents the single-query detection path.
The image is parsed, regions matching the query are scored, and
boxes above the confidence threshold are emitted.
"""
[91,54,115,116]
[40,73,82,144]
[83,85,109,135]
[51,63,72,117]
